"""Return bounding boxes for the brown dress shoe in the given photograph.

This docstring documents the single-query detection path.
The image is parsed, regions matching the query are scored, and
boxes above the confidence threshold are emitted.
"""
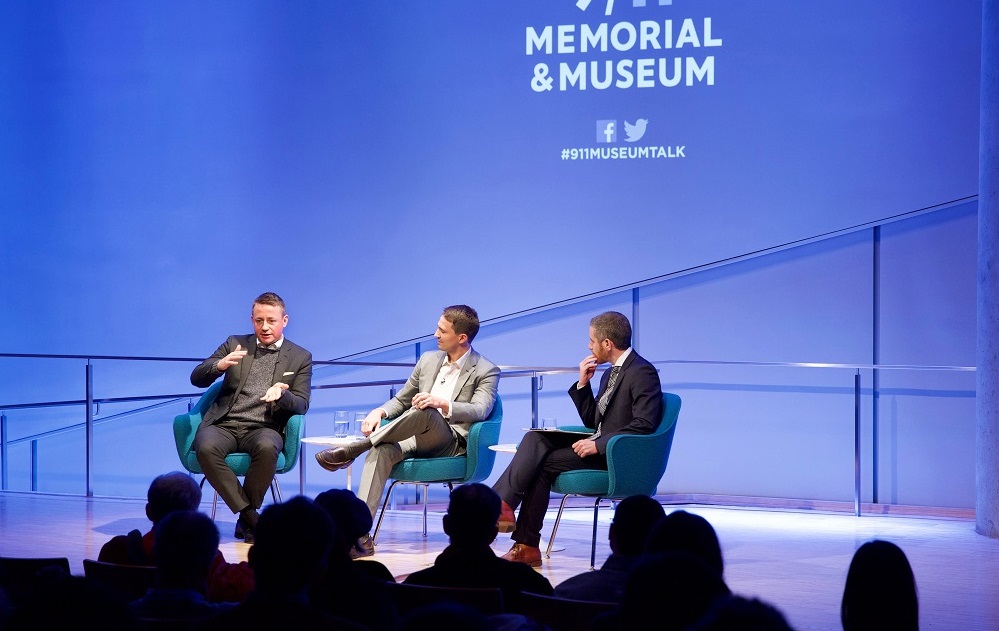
[500,543,542,568]
[315,448,354,472]
[497,500,516,533]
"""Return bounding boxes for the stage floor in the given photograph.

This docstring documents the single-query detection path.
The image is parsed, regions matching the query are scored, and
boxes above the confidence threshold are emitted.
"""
[2,491,998,631]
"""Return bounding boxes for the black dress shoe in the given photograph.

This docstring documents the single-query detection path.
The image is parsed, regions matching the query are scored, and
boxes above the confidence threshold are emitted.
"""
[242,524,255,545]
[316,448,355,472]
[350,533,375,559]
[234,519,245,539]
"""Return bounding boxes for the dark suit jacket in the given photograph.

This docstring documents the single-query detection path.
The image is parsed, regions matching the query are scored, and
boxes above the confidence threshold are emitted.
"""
[567,349,662,454]
[191,334,312,430]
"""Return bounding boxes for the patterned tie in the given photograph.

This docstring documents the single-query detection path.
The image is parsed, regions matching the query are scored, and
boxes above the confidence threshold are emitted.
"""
[597,365,621,416]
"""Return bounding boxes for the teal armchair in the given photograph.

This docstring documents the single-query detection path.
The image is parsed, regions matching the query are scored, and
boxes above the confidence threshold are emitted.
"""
[546,391,681,567]
[173,380,304,518]
[371,395,503,543]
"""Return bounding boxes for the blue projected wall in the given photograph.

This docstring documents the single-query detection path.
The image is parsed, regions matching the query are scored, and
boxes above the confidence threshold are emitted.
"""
[0,0,981,358]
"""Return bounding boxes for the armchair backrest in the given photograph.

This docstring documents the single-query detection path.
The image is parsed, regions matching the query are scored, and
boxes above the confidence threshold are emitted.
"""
[173,381,223,466]
[605,391,681,498]
[462,395,503,483]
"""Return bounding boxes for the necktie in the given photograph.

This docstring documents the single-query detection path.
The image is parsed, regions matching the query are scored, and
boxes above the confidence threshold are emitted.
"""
[597,365,621,416]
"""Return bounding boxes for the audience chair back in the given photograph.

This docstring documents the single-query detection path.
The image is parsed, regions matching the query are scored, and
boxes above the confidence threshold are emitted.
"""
[547,391,681,567]
[387,581,505,616]
[518,591,617,631]
[0,556,71,608]
[173,380,304,518]
[82,558,157,602]
[371,395,503,543]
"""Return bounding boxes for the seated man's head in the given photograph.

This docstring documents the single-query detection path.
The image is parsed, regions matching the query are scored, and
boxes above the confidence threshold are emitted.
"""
[152,510,220,590]
[442,483,500,547]
[146,471,202,525]
[248,496,335,595]
[608,494,666,557]
[314,488,372,558]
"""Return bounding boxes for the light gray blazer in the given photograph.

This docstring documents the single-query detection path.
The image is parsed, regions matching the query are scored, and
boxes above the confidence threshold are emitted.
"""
[380,349,500,438]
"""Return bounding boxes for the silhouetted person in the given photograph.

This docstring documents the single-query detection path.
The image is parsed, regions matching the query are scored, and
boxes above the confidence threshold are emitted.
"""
[311,488,400,631]
[592,551,731,631]
[98,471,253,603]
[644,509,725,579]
[841,539,918,631]
[553,494,665,603]
[689,594,796,631]
[129,510,238,623]
[403,483,553,613]
[203,495,366,629]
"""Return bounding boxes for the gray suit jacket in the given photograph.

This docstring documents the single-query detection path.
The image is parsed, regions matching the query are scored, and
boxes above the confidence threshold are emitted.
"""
[380,349,500,438]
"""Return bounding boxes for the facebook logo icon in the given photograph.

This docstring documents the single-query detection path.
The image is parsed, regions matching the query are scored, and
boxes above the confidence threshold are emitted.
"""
[596,120,616,143]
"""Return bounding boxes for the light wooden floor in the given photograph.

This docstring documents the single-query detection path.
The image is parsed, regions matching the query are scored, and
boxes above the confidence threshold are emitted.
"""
[2,491,999,631]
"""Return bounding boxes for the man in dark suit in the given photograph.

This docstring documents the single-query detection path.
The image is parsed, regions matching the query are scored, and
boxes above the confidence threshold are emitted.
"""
[492,311,662,567]
[191,292,312,544]
[315,304,500,555]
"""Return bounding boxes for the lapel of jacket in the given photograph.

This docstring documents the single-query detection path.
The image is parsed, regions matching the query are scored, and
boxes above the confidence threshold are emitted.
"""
[422,351,448,392]
[274,340,291,378]
[452,349,479,401]
[599,351,636,414]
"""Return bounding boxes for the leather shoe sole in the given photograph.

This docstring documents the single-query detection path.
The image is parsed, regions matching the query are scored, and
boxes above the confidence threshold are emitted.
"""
[501,543,542,568]
[497,501,516,533]
[316,448,355,472]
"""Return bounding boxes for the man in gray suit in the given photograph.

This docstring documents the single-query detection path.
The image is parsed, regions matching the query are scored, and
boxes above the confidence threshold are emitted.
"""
[315,304,500,556]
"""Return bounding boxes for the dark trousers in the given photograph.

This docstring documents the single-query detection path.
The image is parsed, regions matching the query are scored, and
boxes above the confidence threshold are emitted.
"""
[492,431,606,547]
[193,420,283,514]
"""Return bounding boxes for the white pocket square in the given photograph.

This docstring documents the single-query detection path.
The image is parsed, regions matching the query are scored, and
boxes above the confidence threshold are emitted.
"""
[283,371,295,376]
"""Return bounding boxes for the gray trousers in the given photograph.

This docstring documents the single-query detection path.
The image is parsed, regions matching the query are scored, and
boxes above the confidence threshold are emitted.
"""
[356,406,465,519]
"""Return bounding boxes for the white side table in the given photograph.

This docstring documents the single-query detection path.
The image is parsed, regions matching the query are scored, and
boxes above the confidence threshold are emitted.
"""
[301,435,359,490]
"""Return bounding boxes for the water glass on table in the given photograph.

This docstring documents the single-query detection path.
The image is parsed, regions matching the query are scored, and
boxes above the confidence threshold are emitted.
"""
[333,410,350,438]
[354,411,367,437]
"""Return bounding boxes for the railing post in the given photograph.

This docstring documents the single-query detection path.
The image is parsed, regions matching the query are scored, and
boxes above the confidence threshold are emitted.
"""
[854,370,861,517]
[531,373,540,429]
[30,439,38,491]
[1,411,7,490]
[86,361,94,497]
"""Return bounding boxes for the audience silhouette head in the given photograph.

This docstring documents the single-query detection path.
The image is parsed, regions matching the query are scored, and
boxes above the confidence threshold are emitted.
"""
[690,594,796,631]
[146,471,202,523]
[152,509,220,589]
[645,509,725,578]
[608,494,666,556]
[442,482,501,546]
[314,487,373,557]
[248,495,335,596]
[841,539,918,631]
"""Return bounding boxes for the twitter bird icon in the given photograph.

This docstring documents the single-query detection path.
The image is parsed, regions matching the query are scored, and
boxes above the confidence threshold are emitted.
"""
[624,119,649,143]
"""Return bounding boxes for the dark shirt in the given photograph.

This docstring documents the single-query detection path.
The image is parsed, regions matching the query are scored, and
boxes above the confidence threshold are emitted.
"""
[403,544,553,614]
[552,553,638,603]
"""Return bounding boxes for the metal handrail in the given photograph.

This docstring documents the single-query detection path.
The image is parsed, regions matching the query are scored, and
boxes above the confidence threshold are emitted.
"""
[0,353,976,514]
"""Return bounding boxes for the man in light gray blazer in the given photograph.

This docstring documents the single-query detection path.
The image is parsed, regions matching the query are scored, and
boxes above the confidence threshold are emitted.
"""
[315,304,500,555]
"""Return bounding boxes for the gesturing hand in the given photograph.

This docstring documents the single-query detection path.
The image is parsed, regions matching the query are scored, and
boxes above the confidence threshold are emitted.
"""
[217,345,247,372]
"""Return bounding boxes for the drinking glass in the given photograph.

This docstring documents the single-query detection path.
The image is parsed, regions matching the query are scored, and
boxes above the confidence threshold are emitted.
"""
[354,411,367,437]
[540,417,557,430]
[333,410,350,438]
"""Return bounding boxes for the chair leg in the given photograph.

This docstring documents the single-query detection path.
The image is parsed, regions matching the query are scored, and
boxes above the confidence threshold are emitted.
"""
[545,494,572,558]
[372,479,402,545]
[211,491,219,520]
[590,497,602,570]
[270,478,283,504]
[421,483,429,538]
